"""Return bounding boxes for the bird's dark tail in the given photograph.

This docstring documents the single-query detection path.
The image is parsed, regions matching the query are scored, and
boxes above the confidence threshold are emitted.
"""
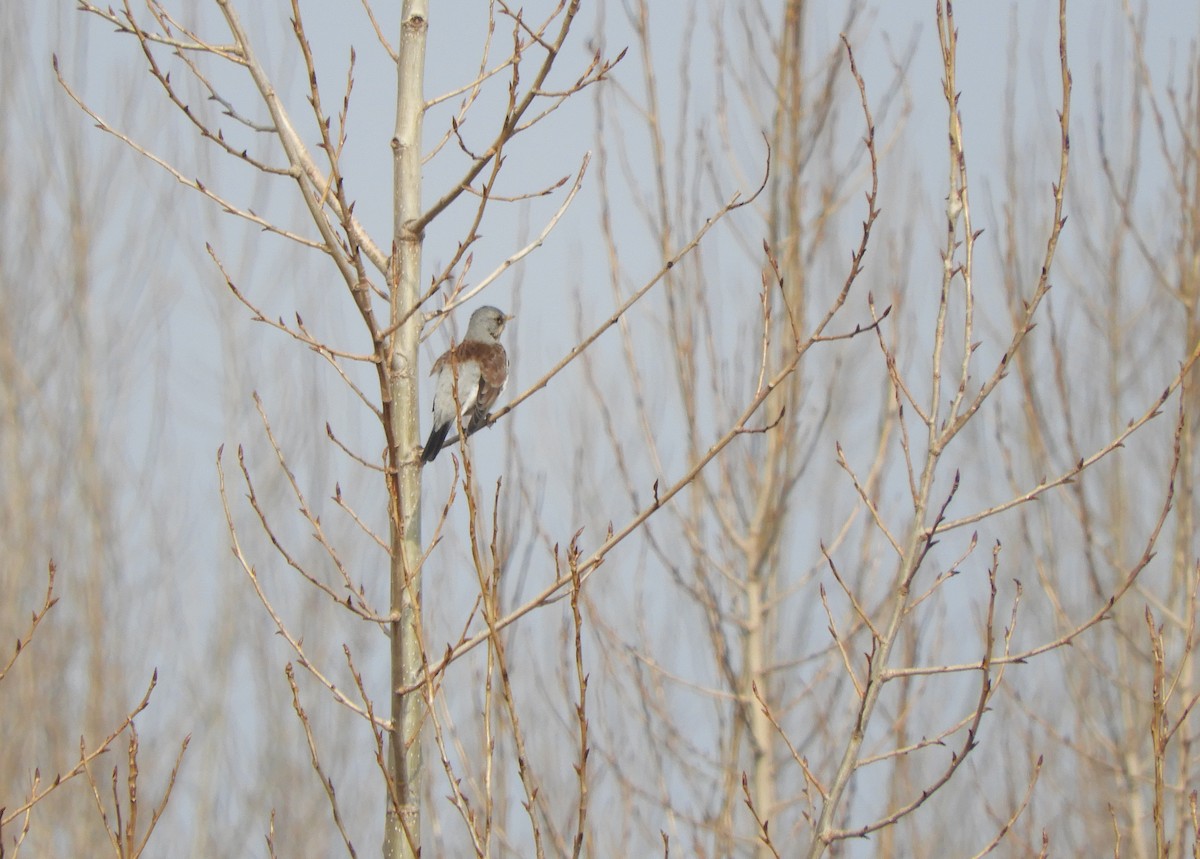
[421,422,450,464]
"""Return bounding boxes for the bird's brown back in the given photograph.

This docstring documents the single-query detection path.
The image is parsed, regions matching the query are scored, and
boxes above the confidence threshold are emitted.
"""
[432,340,508,387]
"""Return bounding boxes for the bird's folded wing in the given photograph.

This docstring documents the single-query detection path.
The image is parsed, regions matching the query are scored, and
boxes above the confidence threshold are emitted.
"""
[453,362,483,417]
[430,356,482,426]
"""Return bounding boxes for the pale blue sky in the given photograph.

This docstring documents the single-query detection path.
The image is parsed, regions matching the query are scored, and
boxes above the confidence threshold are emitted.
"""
[9,0,1199,854]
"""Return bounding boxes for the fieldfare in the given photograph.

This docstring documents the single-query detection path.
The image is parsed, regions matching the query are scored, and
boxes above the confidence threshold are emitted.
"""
[420,305,513,464]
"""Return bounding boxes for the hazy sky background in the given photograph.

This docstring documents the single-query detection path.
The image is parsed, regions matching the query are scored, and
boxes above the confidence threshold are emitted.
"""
[8,0,1199,854]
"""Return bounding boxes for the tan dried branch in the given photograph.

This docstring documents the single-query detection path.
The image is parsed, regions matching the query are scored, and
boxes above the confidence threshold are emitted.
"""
[740,772,782,859]
[435,159,766,453]
[826,540,1000,845]
[53,59,325,250]
[208,246,385,423]
[414,98,879,687]
[85,723,189,859]
[427,154,590,321]
[820,545,882,643]
[939,339,1200,534]
[1147,607,1169,858]
[887,401,1180,680]
[213,0,387,275]
[250,394,382,619]
[2,673,159,828]
[216,444,385,726]
[0,561,57,683]
[967,755,1043,858]
[76,1,239,54]
[358,0,398,61]
[569,544,591,859]
[285,663,359,857]
[936,1,1072,449]
[120,1,290,176]
[414,1,621,234]
[462,445,555,858]
[751,681,829,801]
[835,442,902,556]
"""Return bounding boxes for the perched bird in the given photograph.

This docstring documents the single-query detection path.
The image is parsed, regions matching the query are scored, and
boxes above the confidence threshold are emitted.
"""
[421,305,513,464]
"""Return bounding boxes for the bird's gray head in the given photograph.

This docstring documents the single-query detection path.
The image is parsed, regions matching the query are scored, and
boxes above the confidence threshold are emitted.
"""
[465,305,512,343]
